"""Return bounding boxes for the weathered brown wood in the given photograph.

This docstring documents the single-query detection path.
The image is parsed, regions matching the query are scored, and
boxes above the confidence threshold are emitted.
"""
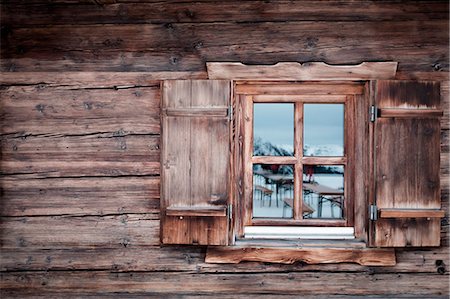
[166,206,227,217]
[379,209,445,218]
[207,62,398,81]
[1,21,447,73]
[163,107,228,117]
[0,72,206,87]
[301,156,347,165]
[378,108,444,118]
[242,95,254,227]
[0,85,161,135]
[294,103,303,220]
[1,135,160,178]
[236,82,364,95]
[161,80,231,245]
[373,80,442,247]
[0,215,160,249]
[3,1,448,26]
[253,94,347,103]
[0,177,159,216]
[251,156,297,164]
[206,246,395,266]
[1,271,448,297]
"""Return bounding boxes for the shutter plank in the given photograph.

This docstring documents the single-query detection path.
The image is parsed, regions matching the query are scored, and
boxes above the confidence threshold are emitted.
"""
[161,80,230,245]
[373,80,442,247]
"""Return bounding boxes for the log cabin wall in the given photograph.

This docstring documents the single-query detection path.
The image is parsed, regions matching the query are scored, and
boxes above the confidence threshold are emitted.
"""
[0,1,449,297]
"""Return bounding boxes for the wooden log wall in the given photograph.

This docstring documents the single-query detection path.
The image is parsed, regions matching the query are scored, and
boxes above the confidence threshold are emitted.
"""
[1,1,449,297]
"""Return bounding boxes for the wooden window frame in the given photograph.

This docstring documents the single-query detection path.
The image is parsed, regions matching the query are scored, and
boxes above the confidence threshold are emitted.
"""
[233,81,368,241]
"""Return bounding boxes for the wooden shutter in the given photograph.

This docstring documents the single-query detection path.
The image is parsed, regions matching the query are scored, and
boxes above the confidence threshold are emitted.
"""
[371,80,444,247]
[161,80,231,245]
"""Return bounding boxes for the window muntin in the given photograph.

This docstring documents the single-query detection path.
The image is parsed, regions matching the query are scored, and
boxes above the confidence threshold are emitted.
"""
[246,97,351,227]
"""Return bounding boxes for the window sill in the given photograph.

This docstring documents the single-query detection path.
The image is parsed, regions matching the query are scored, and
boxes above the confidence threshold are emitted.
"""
[244,226,355,240]
[205,242,396,266]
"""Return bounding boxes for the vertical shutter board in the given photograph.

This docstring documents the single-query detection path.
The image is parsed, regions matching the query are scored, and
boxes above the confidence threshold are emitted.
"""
[373,80,442,248]
[161,80,231,246]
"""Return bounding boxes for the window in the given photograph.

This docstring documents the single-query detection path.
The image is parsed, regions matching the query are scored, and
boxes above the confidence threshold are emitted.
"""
[236,83,359,239]
[160,73,444,265]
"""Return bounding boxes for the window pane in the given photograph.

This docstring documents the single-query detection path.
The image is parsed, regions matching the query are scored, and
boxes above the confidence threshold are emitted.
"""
[253,164,294,218]
[303,165,344,219]
[253,103,294,156]
[304,104,344,156]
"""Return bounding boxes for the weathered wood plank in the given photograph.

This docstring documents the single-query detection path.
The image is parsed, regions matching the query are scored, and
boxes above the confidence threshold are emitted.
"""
[0,215,159,248]
[2,1,448,26]
[0,85,160,135]
[1,135,160,177]
[207,62,397,81]
[1,246,448,274]
[0,271,448,296]
[2,21,448,72]
[0,72,205,87]
[0,177,159,216]
[205,247,395,266]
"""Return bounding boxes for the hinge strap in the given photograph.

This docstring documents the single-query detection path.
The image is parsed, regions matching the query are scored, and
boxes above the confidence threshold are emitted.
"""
[227,204,233,220]
[370,105,377,122]
[228,105,233,121]
[369,204,378,221]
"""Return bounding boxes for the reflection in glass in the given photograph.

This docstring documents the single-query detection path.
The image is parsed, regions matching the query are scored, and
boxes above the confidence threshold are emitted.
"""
[304,104,344,156]
[302,165,344,219]
[253,164,294,218]
[253,103,294,156]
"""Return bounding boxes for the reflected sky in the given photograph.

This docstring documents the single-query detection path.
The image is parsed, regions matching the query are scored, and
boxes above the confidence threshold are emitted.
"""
[253,103,344,156]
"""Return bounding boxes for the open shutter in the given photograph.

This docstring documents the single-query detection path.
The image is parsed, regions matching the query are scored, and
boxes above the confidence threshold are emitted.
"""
[372,80,444,247]
[161,80,231,245]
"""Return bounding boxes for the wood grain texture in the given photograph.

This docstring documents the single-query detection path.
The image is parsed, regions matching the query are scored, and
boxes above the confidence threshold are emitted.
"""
[1,85,161,135]
[0,214,160,249]
[206,247,395,266]
[1,271,448,297]
[207,62,398,80]
[379,209,445,218]
[1,21,447,73]
[1,135,160,178]
[161,80,230,245]
[0,177,160,216]
[374,81,442,247]
[3,1,448,26]
[0,0,449,296]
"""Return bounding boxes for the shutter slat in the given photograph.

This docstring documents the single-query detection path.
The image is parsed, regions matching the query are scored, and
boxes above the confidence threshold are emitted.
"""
[372,80,443,247]
[161,80,231,245]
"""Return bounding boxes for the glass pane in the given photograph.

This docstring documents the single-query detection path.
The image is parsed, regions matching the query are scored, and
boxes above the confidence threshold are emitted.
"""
[304,104,344,156]
[253,164,294,218]
[253,103,294,156]
[302,165,344,219]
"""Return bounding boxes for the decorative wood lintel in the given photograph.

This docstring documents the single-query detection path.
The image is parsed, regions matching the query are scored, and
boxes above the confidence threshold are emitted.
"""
[207,62,398,81]
[205,246,396,266]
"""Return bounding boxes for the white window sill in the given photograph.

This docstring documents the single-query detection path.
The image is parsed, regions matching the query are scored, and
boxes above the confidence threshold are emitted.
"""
[244,226,355,240]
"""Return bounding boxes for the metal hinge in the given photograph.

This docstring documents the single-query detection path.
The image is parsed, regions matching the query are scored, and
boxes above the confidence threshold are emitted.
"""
[369,204,378,221]
[227,105,233,121]
[227,204,233,220]
[370,105,377,122]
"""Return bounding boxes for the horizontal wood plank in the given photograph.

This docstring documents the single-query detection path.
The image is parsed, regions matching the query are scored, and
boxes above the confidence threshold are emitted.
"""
[302,156,347,165]
[206,246,395,266]
[2,21,447,73]
[0,177,159,216]
[236,82,364,95]
[3,1,448,26]
[1,85,161,135]
[0,215,160,248]
[379,209,445,218]
[1,135,160,177]
[207,62,398,81]
[1,271,448,296]
[253,94,347,103]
